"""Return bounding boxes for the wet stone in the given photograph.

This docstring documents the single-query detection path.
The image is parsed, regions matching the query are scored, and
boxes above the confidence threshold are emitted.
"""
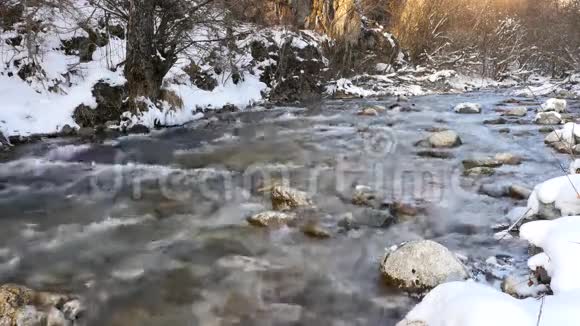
[417,150,454,159]
[247,211,296,227]
[301,222,332,239]
[462,158,503,170]
[463,167,496,177]
[483,117,508,125]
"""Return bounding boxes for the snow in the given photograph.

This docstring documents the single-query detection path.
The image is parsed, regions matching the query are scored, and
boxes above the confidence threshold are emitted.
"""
[400,180,580,325]
[0,7,275,136]
[453,102,482,114]
[397,281,537,326]
[545,122,580,146]
[526,174,580,217]
[167,69,267,111]
[398,281,580,326]
[520,216,580,294]
[534,111,562,124]
[540,98,568,113]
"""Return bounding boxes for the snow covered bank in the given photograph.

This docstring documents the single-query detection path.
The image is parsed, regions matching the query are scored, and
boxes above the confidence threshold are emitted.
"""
[399,179,580,325]
[325,67,518,98]
[0,2,325,137]
[511,74,580,99]
[520,216,580,294]
[397,281,580,326]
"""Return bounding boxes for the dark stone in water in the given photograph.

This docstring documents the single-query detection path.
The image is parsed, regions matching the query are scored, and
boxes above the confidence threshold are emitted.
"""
[483,117,508,125]
[127,124,150,134]
[478,184,508,198]
[417,150,454,159]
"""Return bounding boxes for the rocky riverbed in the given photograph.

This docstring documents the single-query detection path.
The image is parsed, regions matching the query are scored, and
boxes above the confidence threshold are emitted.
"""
[0,91,578,325]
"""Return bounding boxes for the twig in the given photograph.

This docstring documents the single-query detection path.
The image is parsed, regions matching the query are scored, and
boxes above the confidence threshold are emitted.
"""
[547,150,580,199]
[498,208,532,241]
[536,295,546,326]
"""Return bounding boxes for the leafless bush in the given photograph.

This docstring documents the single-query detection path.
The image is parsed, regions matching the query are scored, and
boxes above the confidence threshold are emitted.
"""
[390,0,580,78]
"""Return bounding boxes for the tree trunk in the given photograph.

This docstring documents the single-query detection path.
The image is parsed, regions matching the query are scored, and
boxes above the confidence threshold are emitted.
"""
[125,0,162,103]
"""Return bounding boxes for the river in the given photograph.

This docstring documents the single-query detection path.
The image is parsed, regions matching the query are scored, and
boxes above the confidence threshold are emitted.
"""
[0,91,576,325]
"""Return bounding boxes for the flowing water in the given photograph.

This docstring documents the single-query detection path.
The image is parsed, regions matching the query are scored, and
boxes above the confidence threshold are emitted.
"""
[0,92,578,325]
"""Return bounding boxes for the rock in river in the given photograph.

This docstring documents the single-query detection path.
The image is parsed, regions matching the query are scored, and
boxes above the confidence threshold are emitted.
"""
[463,167,496,177]
[508,184,532,200]
[352,185,377,207]
[380,240,469,293]
[540,98,567,113]
[247,211,296,227]
[495,152,523,165]
[534,111,562,125]
[357,107,379,116]
[453,102,481,114]
[417,130,462,148]
[462,158,503,169]
[270,185,313,211]
[502,107,528,117]
[0,284,83,326]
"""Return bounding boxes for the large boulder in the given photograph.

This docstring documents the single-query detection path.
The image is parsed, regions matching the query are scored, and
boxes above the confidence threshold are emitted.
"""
[380,240,469,293]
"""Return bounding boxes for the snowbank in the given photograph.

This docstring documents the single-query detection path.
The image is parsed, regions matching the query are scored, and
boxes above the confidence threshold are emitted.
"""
[1,6,299,136]
[325,68,518,98]
[400,180,580,326]
[397,281,580,326]
[520,216,580,294]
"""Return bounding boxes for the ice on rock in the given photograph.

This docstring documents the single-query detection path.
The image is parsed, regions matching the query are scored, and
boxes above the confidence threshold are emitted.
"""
[453,102,482,114]
[526,174,580,218]
[540,98,567,113]
[544,122,580,146]
[534,111,562,125]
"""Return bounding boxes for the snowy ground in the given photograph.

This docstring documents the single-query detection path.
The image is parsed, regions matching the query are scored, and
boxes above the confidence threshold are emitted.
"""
[1,4,579,139]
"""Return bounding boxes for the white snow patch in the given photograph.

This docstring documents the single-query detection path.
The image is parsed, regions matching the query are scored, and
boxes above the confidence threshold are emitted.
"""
[540,98,568,113]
